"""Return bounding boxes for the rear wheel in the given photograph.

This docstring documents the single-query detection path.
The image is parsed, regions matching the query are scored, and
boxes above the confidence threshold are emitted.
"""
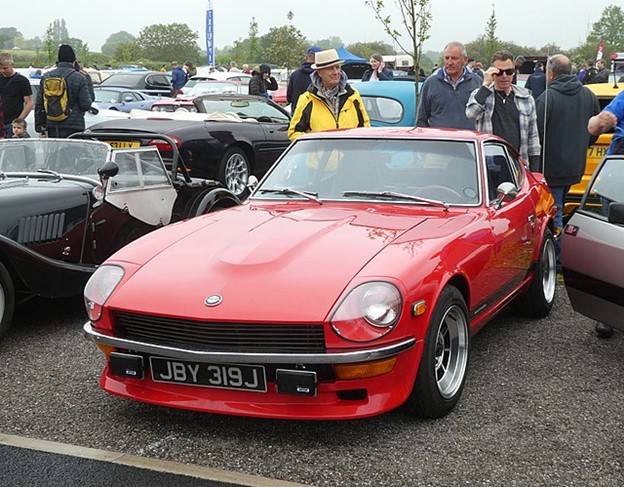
[515,228,556,318]
[0,262,15,342]
[405,285,470,418]
[219,148,250,199]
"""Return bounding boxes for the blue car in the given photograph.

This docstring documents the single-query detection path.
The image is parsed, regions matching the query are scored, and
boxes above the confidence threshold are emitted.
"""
[93,87,166,112]
[356,80,421,126]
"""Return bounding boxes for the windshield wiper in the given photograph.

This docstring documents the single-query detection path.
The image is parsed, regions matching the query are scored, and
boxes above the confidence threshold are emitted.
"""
[342,190,449,209]
[258,187,322,204]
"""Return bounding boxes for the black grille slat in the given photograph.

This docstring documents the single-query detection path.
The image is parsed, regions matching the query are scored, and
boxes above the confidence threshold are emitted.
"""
[115,312,326,353]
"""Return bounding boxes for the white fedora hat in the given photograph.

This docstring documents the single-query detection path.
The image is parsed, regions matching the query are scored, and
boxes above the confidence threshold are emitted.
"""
[311,49,345,70]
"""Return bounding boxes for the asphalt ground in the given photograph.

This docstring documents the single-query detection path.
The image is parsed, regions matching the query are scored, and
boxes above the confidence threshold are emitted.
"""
[0,283,623,486]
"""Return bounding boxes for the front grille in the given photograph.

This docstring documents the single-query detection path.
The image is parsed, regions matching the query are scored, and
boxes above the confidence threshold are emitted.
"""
[115,312,326,353]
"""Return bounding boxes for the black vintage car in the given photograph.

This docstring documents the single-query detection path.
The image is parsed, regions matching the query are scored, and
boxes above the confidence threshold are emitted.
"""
[88,94,292,199]
[0,134,239,340]
[97,71,173,97]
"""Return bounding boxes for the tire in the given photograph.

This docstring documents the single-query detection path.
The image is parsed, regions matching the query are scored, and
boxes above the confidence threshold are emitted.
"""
[406,285,470,419]
[219,148,250,200]
[515,228,557,318]
[0,262,16,342]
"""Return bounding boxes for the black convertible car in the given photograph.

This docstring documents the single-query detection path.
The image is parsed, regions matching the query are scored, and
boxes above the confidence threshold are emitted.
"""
[88,94,292,198]
[0,135,239,340]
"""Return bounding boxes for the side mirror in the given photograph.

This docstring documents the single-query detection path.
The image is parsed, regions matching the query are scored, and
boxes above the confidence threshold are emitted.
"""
[124,96,133,102]
[495,181,518,208]
[608,202,624,225]
[247,175,259,191]
[97,161,119,180]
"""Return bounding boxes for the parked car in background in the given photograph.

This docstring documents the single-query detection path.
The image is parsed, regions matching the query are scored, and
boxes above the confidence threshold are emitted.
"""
[88,94,292,198]
[564,82,624,216]
[83,127,556,420]
[93,87,166,112]
[98,71,173,97]
[0,135,238,341]
[182,80,248,97]
[562,154,624,338]
[186,72,253,88]
[356,80,419,126]
[26,78,130,138]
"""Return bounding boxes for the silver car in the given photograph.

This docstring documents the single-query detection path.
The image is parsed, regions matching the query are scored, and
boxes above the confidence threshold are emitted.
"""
[561,155,624,338]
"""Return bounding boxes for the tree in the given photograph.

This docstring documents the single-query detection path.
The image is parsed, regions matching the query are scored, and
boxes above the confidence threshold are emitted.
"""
[247,18,260,64]
[51,19,69,44]
[136,23,200,63]
[346,41,395,60]
[260,25,307,69]
[366,0,433,117]
[102,31,136,56]
[0,28,21,49]
[44,24,55,64]
[587,5,624,53]
[484,4,499,63]
[115,42,142,63]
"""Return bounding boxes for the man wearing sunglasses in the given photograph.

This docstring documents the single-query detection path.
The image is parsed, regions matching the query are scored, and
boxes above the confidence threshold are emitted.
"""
[466,49,541,169]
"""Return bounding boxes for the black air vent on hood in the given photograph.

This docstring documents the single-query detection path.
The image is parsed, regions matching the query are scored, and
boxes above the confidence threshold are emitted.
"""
[17,213,66,244]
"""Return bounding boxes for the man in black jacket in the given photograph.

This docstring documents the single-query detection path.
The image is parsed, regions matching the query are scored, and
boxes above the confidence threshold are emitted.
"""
[535,54,600,266]
[35,44,93,138]
[287,46,320,112]
[0,52,33,138]
[248,64,278,99]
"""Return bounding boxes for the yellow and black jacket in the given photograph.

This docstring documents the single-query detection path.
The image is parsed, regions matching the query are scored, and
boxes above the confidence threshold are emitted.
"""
[288,82,370,141]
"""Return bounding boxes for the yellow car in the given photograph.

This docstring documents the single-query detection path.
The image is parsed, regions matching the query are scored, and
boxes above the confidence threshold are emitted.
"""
[564,82,624,215]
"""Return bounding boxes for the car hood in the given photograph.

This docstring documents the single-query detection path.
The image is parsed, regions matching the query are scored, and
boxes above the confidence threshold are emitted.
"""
[106,203,447,322]
[0,178,91,238]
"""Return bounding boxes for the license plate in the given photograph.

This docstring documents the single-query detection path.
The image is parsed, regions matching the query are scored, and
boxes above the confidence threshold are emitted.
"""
[149,357,267,392]
[587,145,607,159]
[106,140,140,148]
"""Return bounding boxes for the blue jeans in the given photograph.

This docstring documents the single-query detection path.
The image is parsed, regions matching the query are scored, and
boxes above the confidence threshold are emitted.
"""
[550,185,569,264]
[2,124,11,138]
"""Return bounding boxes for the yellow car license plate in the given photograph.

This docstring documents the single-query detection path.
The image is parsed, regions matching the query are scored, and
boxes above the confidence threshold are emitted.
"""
[106,140,141,149]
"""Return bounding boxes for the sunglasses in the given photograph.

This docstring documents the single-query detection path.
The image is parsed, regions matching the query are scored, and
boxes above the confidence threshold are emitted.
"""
[495,68,515,76]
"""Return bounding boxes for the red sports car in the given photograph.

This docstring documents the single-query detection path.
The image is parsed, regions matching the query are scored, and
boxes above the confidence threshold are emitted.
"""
[83,127,557,420]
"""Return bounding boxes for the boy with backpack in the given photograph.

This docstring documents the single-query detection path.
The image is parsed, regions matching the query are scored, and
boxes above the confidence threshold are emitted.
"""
[34,45,93,138]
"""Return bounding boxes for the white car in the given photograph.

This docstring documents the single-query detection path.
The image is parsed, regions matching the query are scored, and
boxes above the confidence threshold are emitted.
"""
[25,78,130,137]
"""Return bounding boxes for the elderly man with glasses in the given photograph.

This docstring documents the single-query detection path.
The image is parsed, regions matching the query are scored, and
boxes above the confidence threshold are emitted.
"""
[466,50,541,169]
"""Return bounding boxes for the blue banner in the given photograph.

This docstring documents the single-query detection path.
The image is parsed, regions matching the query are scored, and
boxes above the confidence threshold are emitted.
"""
[206,0,214,66]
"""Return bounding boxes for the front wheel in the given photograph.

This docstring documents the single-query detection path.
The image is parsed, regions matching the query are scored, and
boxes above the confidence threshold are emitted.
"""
[515,228,556,318]
[0,262,16,342]
[405,285,470,419]
[219,148,251,200]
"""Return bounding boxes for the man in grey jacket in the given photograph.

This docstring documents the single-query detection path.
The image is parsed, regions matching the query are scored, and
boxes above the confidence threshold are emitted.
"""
[35,44,93,138]
[416,41,482,129]
[535,54,600,266]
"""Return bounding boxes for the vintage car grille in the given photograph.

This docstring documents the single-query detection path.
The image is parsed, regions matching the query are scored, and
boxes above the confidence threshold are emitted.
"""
[115,312,327,353]
[18,213,66,244]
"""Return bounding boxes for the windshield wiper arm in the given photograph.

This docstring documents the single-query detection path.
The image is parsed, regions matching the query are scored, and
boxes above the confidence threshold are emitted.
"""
[258,187,322,204]
[342,190,449,209]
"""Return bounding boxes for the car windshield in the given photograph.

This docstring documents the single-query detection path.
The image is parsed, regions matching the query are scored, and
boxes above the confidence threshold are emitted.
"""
[188,82,246,96]
[197,97,289,122]
[0,139,110,178]
[255,138,480,205]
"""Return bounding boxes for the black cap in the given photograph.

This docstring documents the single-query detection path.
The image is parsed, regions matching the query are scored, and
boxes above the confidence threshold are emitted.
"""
[259,64,271,74]
[58,44,76,63]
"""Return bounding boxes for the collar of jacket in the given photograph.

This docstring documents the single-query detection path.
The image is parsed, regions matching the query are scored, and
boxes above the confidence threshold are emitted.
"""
[484,83,531,99]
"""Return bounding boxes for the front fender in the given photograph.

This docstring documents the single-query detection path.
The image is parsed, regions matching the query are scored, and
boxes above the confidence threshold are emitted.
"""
[0,235,94,298]
[188,188,241,217]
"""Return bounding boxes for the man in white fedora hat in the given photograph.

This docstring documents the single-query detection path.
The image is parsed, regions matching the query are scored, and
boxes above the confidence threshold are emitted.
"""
[288,48,369,140]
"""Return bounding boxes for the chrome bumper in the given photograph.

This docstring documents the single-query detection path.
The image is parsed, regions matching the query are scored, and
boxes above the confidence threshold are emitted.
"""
[83,322,416,365]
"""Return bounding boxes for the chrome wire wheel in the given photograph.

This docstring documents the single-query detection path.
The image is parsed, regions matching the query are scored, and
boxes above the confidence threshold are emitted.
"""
[540,236,557,304]
[224,151,249,196]
[434,305,469,399]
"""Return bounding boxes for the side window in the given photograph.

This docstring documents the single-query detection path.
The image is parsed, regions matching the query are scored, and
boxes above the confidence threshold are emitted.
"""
[110,148,171,190]
[483,145,517,202]
[582,157,624,217]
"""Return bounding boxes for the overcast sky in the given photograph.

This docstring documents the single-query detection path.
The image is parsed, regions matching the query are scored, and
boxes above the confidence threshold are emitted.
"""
[2,0,615,58]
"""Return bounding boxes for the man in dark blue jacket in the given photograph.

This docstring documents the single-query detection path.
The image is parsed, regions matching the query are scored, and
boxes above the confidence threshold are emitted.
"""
[34,45,93,138]
[287,46,320,112]
[525,63,546,99]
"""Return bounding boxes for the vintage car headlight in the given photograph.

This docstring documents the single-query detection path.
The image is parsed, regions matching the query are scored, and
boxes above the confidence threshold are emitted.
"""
[330,282,402,342]
[84,265,125,322]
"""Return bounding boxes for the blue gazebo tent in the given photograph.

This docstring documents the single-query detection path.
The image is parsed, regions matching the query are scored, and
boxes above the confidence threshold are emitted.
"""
[336,47,367,64]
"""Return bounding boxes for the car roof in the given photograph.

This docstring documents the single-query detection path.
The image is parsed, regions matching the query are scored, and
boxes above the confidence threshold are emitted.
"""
[585,83,624,98]
[296,126,498,143]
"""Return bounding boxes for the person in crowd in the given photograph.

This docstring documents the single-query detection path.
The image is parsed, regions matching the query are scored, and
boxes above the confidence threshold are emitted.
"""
[228,61,241,73]
[466,49,541,168]
[30,69,42,79]
[0,52,33,138]
[160,64,167,73]
[11,117,30,138]
[534,54,600,268]
[472,61,484,79]
[431,63,439,75]
[76,61,95,101]
[416,41,482,129]
[577,60,594,84]
[34,45,93,138]
[588,88,624,155]
[361,54,393,81]
[248,64,278,98]
[287,45,320,111]
[525,63,546,99]
[242,64,251,74]
[288,49,370,140]
[512,55,525,84]
[170,61,186,97]
[184,61,197,80]
[586,59,610,84]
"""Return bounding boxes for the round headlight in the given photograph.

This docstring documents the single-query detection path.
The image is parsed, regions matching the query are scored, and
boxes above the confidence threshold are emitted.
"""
[330,282,402,342]
[84,265,125,321]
